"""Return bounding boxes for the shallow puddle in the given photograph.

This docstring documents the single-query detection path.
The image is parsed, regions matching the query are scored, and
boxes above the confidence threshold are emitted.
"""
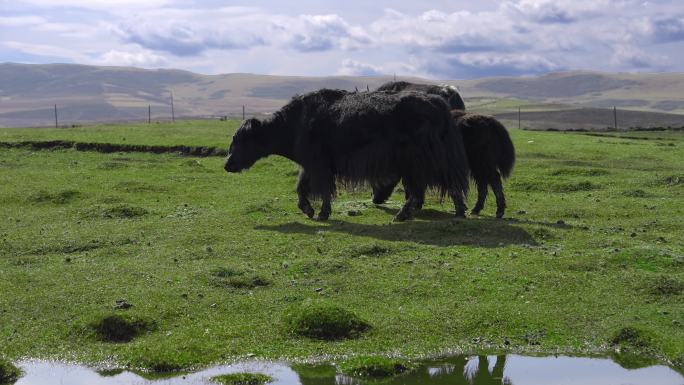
[13,354,684,385]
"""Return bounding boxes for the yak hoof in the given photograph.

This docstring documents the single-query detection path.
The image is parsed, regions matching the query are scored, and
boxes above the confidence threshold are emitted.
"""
[496,211,504,219]
[470,209,481,216]
[455,211,466,218]
[316,213,330,221]
[303,207,315,218]
[393,211,411,222]
[372,197,387,205]
[298,203,315,218]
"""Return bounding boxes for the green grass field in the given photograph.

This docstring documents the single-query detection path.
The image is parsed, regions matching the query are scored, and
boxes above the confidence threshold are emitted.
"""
[0,121,682,372]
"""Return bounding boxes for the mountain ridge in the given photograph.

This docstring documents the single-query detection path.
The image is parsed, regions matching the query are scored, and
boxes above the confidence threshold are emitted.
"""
[2,63,684,128]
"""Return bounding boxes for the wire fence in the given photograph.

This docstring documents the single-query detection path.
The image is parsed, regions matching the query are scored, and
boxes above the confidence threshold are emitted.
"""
[2,103,684,131]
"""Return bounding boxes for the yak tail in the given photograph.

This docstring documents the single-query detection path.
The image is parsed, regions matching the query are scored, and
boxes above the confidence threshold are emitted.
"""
[492,118,516,179]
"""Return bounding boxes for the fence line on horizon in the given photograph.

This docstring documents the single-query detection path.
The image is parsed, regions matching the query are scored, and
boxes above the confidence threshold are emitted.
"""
[2,103,684,131]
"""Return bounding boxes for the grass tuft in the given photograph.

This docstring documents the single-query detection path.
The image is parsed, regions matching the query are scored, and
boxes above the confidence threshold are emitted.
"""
[339,356,413,378]
[90,314,156,343]
[283,301,370,340]
[211,373,273,385]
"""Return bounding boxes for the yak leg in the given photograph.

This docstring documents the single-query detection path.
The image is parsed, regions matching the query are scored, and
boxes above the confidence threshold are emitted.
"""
[296,169,314,218]
[317,194,333,221]
[491,171,506,218]
[372,176,400,204]
[402,179,425,210]
[450,188,467,218]
[470,178,488,216]
[394,178,423,222]
[309,168,335,221]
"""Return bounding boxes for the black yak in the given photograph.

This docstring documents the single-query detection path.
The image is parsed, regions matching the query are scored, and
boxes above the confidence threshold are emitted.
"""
[371,82,515,218]
[224,89,469,221]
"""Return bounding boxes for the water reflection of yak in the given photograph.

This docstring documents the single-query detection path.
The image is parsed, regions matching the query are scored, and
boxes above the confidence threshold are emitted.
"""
[292,355,511,385]
[371,81,516,218]
[224,89,470,221]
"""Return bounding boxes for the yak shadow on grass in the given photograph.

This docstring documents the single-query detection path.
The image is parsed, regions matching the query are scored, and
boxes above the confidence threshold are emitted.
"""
[256,216,537,248]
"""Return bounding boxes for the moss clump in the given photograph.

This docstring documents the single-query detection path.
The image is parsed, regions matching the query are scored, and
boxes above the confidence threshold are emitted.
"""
[0,359,22,384]
[552,181,600,192]
[648,276,684,296]
[610,327,651,348]
[103,204,148,218]
[210,267,271,289]
[611,351,658,370]
[550,168,609,177]
[145,361,183,374]
[339,356,413,378]
[30,189,81,204]
[290,364,337,380]
[131,349,190,375]
[283,301,370,340]
[211,373,273,385]
[623,189,648,198]
[90,314,156,343]
[346,244,390,258]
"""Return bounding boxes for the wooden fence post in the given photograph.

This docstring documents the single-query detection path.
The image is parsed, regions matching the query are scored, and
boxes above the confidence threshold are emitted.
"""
[54,104,58,128]
[170,91,175,123]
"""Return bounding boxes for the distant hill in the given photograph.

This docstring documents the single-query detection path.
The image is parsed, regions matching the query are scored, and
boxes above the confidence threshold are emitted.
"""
[1,63,684,128]
[458,71,684,112]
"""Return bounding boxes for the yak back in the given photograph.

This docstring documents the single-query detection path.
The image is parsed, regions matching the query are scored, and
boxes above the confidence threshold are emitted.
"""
[279,89,469,196]
[377,81,466,111]
[452,111,516,179]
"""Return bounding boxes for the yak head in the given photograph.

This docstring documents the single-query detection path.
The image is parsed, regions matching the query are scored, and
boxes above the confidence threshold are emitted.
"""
[438,84,466,111]
[224,118,268,173]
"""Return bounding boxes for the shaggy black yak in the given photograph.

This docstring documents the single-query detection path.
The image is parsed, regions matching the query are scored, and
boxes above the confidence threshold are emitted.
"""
[376,81,466,110]
[224,89,469,221]
[372,82,515,218]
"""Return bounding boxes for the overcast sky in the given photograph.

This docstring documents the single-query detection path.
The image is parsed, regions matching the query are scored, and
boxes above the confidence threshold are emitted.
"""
[1,0,684,78]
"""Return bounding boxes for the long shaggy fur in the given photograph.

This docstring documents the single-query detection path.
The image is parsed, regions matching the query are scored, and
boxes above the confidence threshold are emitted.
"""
[377,81,466,110]
[224,89,469,221]
[372,82,516,218]
[453,111,515,179]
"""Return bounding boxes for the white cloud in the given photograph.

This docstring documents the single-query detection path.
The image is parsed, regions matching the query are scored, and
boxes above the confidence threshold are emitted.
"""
[458,52,558,71]
[95,49,167,67]
[16,0,173,10]
[288,14,370,51]
[504,0,617,23]
[610,44,667,69]
[336,59,385,76]
[2,41,88,61]
[2,0,684,77]
[0,15,46,27]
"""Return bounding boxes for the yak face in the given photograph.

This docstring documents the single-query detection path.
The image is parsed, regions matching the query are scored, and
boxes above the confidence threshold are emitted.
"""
[224,118,267,173]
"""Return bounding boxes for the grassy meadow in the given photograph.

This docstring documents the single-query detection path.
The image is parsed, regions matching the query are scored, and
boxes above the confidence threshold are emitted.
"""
[0,120,682,372]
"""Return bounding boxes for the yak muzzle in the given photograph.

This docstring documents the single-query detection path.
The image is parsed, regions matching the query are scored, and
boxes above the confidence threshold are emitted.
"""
[224,156,238,173]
